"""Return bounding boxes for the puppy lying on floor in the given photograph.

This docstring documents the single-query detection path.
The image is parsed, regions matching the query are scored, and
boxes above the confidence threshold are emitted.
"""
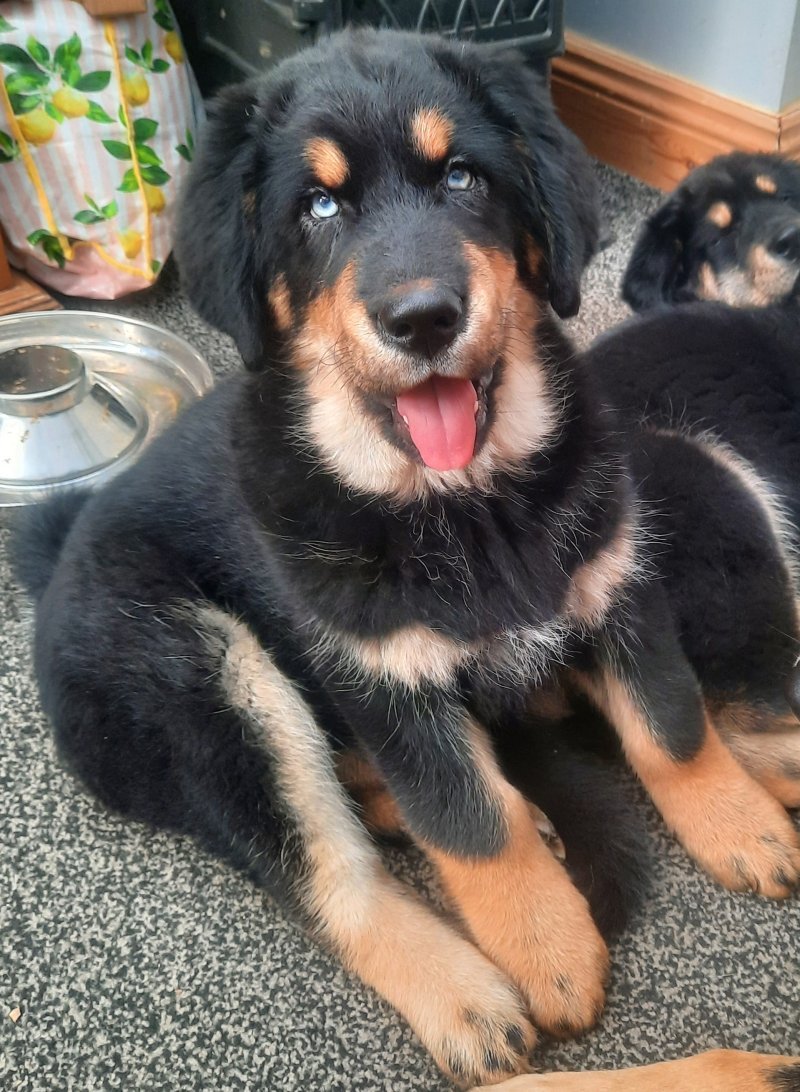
[622,151,800,310]
[12,30,800,1089]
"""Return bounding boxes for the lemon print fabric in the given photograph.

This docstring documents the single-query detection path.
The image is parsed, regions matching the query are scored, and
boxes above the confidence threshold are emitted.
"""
[0,1,202,298]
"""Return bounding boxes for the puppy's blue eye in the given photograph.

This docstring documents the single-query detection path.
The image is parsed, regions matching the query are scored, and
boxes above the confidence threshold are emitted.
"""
[446,166,475,191]
[310,192,340,219]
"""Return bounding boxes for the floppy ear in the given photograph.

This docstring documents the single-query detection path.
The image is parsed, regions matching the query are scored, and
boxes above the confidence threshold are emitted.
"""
[174,76,292,368]
[470,54,600,318]
[622,198,689,311]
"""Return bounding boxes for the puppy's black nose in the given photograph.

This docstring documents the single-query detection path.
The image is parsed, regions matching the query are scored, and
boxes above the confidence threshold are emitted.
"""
[771,224,800,262]
[378,285,463,357]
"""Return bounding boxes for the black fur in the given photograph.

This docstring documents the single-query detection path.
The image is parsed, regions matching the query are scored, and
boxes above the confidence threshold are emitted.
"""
[585,301,800,715]
[623,152,800,311]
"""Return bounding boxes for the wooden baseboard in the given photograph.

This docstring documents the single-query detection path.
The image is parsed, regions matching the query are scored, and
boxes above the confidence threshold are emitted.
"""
[0,270,61,316]
[551,32,800,191]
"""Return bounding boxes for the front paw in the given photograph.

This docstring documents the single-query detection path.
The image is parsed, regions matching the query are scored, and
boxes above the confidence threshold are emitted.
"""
[681,787,800,898]
[508,857,609,1037]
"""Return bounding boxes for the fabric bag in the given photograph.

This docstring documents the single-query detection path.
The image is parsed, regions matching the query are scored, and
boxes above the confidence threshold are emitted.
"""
[0,0,202,297]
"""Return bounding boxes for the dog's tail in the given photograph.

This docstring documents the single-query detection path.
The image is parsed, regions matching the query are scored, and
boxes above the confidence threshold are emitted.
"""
[498,708,651,941]
[10,491,91,600]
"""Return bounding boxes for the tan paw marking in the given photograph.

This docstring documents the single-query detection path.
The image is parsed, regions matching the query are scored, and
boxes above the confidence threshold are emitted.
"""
[429,793,608,1038]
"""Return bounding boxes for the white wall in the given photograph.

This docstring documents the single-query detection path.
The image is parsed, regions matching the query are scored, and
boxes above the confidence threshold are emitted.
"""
[566,0,800,112]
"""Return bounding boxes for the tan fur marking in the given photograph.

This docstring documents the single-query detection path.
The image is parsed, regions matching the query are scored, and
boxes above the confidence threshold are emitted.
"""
[713,703,800,808]
[697,245,799,306]
[241,189,256,218]
[755,173,778,194]
[696,261,721,300]
[410,107,453,161]
[706,200,732,229]
[294,250,560,501]
[477,1050,800,1091]
[343,623,473,689]
[423,722,609,1037]
[268,275,293,332]
[198,607,534,1087]
[336,751,406,837]
[749,241,800,302]
[581,670,800,896]
[565,520,637,627]
[304,136,349,188]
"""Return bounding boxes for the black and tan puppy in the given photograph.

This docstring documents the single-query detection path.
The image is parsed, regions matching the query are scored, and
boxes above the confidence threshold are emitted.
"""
[12,31,800,1089]
[623,152,800,310]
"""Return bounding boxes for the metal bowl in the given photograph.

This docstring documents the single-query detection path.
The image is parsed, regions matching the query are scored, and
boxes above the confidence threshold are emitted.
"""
[0,311,214,508]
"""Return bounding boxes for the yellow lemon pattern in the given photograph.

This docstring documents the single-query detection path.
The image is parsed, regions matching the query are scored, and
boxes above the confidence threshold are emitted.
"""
[0,2,195,283]
[122,72,150,107]
[51,86,90,118]
[17,108,56,145]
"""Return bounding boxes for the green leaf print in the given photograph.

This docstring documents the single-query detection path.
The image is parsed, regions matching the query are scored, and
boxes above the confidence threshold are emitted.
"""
[74,210,106,225]
[153,0,174,32]
[44,101,64,123]
[26,38,49,66]
[74,71,111,93]
[0,129,18,163]
[140,164,169,186]
[135,144,162,167]
[54,34,81,74]
[0,16,16,33]
[117,169,138,193]
[86,102,114,124]
[133,117,158,142]
[151,59,169,74]
[5,70,48,95]
[8,93,39,115]
[27,230,66,268]
[0,44,38,68]
[102,139,132,160]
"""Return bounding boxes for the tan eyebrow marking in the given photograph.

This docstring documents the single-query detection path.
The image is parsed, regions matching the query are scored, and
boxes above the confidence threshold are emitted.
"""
[304,137,349,189]
[410,107,453,162]
[755,174,778,194]
[707,201,732,229]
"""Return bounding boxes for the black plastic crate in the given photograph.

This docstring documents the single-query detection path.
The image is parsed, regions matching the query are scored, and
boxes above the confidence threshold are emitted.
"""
[327,0,563,54]
[173,0,563,95]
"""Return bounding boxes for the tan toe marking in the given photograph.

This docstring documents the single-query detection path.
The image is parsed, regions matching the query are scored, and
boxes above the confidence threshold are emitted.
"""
[471,1050,800,1090]
[304,136,349,189]
[410,107,453,162]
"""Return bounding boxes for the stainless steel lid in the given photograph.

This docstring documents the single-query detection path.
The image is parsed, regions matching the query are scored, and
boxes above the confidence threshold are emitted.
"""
[0,311,214,507]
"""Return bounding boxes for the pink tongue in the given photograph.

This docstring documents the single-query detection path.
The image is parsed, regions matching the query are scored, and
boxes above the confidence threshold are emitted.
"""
[396,375,477,471]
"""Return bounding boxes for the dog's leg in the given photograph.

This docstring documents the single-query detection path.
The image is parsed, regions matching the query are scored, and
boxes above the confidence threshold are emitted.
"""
[208,610,537,1088]
[471,1050,800,1090]
[322,661,609,1039]
[336,748,566,858]
[711,701,800,808]
[419,720,609,1039]
[578,588,800,897]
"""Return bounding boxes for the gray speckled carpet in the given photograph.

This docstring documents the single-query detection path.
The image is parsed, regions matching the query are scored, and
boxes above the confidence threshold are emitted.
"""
[2,165,798,1092]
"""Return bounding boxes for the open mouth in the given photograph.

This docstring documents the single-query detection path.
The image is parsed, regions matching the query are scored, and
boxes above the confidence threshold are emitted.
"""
[390,366,494,472]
